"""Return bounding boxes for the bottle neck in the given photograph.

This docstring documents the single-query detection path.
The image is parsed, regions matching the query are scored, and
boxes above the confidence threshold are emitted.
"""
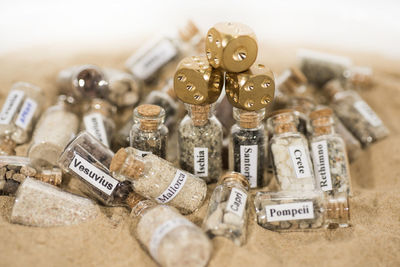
[187,104,212,126]
[268,111,299,135]
[130,198,157,217]
[311,116,335,137]
[233,108,265,129]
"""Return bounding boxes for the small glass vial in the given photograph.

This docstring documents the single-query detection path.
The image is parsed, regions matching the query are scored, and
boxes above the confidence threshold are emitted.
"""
[11,177,99,227]
[82,98,116,148]
[203,172,249,246]
[130,104,168,159]
[229,108,266,189]
[324,80,389,146]
[128,193,212,267]
[125,21,202,84]
[275,67,310,106]
[268,110,316,191]
[0,82,44,155]
[28,95,80,166]
[145,79,180,129]
[178,104,222,184]
[254,190,350,231]
[286,96,316,137]
[309,108,352,196]
[58,131,133,206]
[110,147,207,214]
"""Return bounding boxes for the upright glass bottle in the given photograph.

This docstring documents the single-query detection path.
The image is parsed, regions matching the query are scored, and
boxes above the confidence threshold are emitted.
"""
[125,21,202,84]
[230,108,266,189]
[309,108,352,196]
[286,96,316,137]
[29,95,80,165]
[110,147,207,214]
[203,172,249,246]
[82,98,116,148]
[324,80,389,146]
[178,104,222,184]
[254,190,350,231]
[130,104,168,158]
[58,131,133,206]
[267,110,316,191]
[0,82,44,155]
[128,193,212,267]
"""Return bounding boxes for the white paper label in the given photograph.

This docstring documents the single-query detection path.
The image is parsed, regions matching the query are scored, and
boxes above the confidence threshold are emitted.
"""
[311,140,332,191]
[137,149,151,157]
[288,145,312,179]
[68,154,119,196]
[194,147,208,177]
[131,39,178,80]
[156,170,188,203]
[15,98,38,130]
[225,187,247,218]
[84,113,109,147]
[149,217,194,260]
[0,90,24,125]
[266,201,314,222]
[354,100,383,127]
[240,145,258,188]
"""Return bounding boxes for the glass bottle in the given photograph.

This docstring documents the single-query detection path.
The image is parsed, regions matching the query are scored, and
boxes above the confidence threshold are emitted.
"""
[145,79,180,129]
[178,104,222,184]
[229,108,266,189]
[11,177,99,227]
[254,190,350,231]
[203,172,249,246]
[130,104,168,159]
[0,82,44,155]
[267,110,316,191]
[57,65,109,101]
[125,20,202,84]
[324,80,389,146]
[110,147,207,214]
[58,131,133,206]
[275,67,310,107]
[309,108,352,196]
[82,98,116,148]
[286,96,316,137]
[0,155,62,195]
[128,193,212,267]
[28,95,80,166]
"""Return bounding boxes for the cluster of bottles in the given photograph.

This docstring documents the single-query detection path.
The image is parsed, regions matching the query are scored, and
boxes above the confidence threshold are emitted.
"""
[0,21,389,267]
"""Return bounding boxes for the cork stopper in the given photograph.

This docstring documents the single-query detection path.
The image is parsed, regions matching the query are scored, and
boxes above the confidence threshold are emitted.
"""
[191,105,210,126]
[110,148,145,179]
[220,171,249,190]
[326,197,350,221]
[239,112,258,129]
[136,104,162,131]
[269,109,298,134]
[288,97,316,115]
[125,192,146,209]
[309,108,333,121]
[179,20,200,42]
[0,137,16,155]
[35,168,62,186]
[323,80,344,99]
[87,98,116,118]
[310,108,334,135]
[280,67,308,93]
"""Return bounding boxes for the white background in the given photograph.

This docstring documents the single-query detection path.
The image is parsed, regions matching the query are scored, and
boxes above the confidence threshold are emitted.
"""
[0,0,399,57]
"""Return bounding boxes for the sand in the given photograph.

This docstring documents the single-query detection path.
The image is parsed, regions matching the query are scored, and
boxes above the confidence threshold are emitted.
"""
[0,42,400,267]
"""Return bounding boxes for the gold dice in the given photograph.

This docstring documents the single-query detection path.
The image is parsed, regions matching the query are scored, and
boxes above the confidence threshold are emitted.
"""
[205,22,258,73]
[174,56,223,105]
[225,63,275,111]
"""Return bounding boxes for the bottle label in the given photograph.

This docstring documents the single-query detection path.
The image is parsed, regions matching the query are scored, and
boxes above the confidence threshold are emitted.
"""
[240,145,258,188]
[194,147,208,177]
[83,113,109,147]
[288,145,312,179]
[0,90,25,125]
[353,100,383,127]
[225,187,247,218]
[69,153,119,196]
[149,217,194,261]
[15,98,38,130]
[311,140,333,191]
[131,38,178,80]
[265,201,314,222]
[156,170,188,203]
